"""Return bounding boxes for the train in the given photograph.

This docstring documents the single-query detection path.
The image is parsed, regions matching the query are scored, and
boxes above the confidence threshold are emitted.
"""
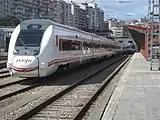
[7,19,124,78]
[126,42,136,54]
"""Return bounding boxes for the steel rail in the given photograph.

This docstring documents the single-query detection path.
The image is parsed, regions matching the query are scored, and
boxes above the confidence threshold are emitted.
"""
[73,55,132,120]
[15,55,130,120]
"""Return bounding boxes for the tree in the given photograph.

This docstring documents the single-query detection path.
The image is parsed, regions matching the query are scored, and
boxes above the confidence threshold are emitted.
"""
[0,15,20,26]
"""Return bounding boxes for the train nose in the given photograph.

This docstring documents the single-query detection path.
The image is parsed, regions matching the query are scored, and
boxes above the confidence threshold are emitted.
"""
[11,56,39,77]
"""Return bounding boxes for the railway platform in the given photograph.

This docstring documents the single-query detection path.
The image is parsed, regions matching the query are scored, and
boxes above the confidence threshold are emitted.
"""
[101,53,160,120]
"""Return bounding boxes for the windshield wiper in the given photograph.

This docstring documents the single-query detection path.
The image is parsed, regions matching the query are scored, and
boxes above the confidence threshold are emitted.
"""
[18,38,28,49]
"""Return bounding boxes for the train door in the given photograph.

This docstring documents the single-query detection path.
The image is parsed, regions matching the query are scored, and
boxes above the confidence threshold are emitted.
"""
[91,35,94,57]
[76,35,82,57]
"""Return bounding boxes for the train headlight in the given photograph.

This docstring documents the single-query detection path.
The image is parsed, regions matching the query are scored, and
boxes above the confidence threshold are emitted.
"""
[7,62,12,68]
[33,50,39,56]
[40,62,47,69]
[13,49,19,55]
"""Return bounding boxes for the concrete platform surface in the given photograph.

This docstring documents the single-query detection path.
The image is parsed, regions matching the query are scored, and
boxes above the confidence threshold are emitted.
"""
[102,53,160,120]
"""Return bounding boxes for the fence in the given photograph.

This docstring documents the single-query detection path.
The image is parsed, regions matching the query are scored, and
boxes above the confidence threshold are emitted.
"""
[0,27,15,52]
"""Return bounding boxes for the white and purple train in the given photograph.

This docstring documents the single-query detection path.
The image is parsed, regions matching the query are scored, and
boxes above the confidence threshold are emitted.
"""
[7,19,123,78]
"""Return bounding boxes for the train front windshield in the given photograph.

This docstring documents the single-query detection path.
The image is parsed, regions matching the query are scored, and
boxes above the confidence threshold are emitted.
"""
[15,29,44,47]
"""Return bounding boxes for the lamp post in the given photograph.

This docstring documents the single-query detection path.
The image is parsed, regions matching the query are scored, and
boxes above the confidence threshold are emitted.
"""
[37,0,40,19]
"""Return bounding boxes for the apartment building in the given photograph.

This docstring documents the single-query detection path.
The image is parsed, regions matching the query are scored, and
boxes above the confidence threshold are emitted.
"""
[0,0,104,32]
[49,0,63,24]
[86,6,94,31]
[98,8,104,31]
[68,3,75,27]
[108,18,131,38]
[49,0,74,26]
[93,4,99,31]
[108,18,118,29]
[115,26,123,38]
[13,0,49,21]
[110,26,131,38]
[103,21,109,31]
[88,3,104,31]
[12,0,31,21]
[71,3,87,31]
[81,3,104,31]
[0,0,49,21]
[0,0,13,17]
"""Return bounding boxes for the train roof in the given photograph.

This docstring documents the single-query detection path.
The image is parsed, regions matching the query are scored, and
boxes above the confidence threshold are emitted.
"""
[20,19,116,44]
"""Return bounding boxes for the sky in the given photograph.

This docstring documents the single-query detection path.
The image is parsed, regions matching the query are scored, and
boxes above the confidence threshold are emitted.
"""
[97,0,148,20]
[68,0,148,20]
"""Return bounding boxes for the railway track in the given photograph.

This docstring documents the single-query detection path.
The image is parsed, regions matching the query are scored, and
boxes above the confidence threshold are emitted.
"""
[0,60,7,69]
[0,54,7,61]
[0,73,68,110]
[0,68,10,79]
[0,53,7,69]
[11,55,131,120]
[0,60,90,103]
[0,57,96,110]
[0,78,43,102]
[0,55,7,59]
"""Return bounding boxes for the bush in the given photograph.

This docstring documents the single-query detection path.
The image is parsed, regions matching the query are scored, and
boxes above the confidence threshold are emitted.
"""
[0,16,20,26]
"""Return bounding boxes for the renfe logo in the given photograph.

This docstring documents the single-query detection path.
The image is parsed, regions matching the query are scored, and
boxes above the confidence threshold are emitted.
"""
[16,59,32,64]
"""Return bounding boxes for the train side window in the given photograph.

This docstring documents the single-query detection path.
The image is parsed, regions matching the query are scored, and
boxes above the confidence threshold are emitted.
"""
[93,43,96,48]
[89,42,93,48]
[87,42,91,49]
[101,44,104,48]
[97,44,100,48]
[71,41,81,50]
[59,39,82,51]
[64,40,72,50]
[59,39,71,51]
[77,41,81,50]
[94,43,98,48]
[71,41,76,50]
[82,41,93,50]
[83,42,87,50]
[59,39,63,51]
[59,39,64,51]
[104,45,108,48]
[56,35,58,46]
[104,44,107,48]
[111,45,113,49]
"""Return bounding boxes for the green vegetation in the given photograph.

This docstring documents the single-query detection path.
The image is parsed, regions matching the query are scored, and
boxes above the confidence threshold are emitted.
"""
[0,16,20,26]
